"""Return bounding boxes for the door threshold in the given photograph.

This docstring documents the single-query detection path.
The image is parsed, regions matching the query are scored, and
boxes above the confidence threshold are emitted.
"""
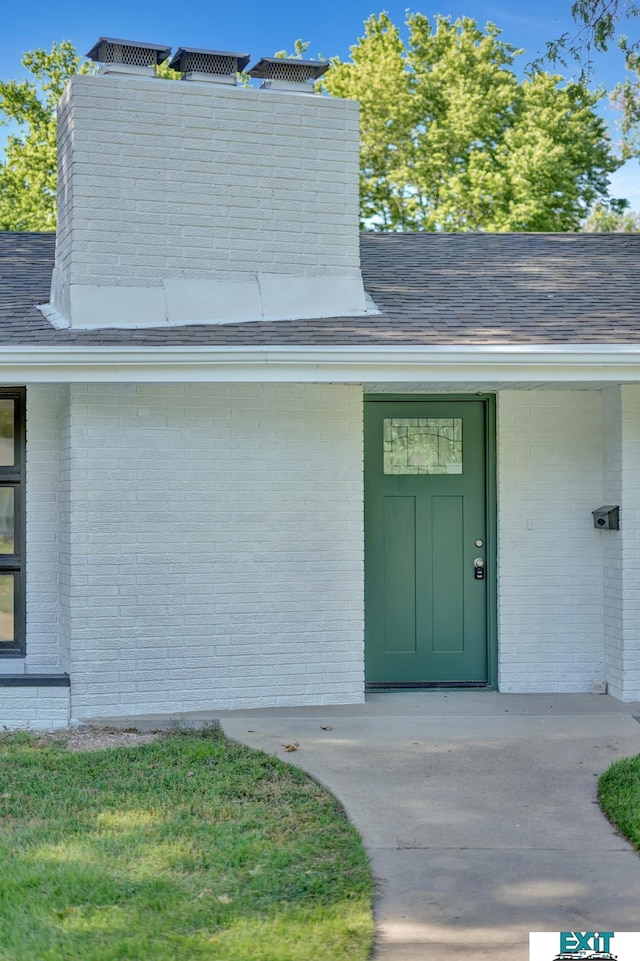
[366,681,490,691]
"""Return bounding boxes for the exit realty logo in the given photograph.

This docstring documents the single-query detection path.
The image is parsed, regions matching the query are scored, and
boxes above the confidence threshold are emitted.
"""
[530,932,640,961]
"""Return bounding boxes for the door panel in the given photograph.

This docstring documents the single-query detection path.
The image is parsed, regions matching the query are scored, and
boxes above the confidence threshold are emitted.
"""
[431,495,464,653]
[383,496,417,653]
[365,399,488,685]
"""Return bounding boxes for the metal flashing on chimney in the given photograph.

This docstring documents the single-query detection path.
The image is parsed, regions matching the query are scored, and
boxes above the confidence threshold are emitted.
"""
[168,48,251,85]
[247,57,328,94]
[86,37,172,78]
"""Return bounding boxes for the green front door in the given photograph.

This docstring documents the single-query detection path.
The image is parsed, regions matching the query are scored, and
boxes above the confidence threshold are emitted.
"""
[365,398,490,686]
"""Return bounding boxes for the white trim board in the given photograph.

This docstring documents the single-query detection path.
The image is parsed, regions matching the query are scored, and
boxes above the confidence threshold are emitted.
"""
[2,344,640,384]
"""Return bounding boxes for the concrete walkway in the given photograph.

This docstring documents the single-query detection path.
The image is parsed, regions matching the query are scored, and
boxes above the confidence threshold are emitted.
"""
[220,692,640,961]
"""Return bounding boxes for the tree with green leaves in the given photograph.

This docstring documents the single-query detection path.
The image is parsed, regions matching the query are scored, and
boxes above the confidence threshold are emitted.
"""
[322,13,623,231]
[612,45,640,157]
[582,200,640,228]
[548,0,638,63]
[0,25,627,233]
[541,1,639,157]
[274,39,312,60]
[0,42,88,231]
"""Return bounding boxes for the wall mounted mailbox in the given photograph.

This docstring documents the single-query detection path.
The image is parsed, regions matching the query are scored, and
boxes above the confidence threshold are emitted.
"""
[592,505,620,530]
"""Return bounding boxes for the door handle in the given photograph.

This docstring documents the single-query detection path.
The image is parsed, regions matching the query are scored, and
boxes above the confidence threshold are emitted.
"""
[473,557,485,580]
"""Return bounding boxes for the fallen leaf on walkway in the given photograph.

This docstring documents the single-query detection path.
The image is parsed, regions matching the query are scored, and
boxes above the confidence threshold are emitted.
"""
[282,740,299,752]
[320,725,333,731]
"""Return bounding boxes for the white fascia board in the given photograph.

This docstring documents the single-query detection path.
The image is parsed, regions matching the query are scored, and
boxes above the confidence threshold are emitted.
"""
[2,344,640,383]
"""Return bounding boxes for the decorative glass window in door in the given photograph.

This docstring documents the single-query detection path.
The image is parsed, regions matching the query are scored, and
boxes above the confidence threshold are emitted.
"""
[383,418,463,475]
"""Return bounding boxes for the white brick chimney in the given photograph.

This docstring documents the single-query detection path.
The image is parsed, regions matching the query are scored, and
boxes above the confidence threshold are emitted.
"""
[47,60,367,329]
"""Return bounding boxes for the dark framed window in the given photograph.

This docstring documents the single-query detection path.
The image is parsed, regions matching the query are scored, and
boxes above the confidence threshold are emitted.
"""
[0,389,25,657]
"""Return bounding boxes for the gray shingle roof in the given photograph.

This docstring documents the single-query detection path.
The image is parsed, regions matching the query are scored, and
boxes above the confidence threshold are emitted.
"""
[1,231,639,345]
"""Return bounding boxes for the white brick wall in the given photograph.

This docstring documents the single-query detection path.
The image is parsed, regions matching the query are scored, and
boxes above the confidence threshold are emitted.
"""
[497,391,604,693]
[0,687,69,730]
[25,385,65,673]
[618,386,640,699]
[62,383,364,720]
[19,381,640,718]
[51,75,365,327]
[58,385,72,675]
[602,385,640,700]
[602,386,624,696]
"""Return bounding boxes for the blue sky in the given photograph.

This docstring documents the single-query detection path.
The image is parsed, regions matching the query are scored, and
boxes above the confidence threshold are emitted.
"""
[1,0,638,207]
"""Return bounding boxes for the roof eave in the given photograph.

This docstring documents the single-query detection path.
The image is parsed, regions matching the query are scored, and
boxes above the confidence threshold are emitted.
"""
[3,343,640,384]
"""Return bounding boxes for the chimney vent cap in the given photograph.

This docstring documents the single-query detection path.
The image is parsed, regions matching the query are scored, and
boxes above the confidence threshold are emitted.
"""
[247,57,328,82]
[168,47,251,75]
[86,37,172,67]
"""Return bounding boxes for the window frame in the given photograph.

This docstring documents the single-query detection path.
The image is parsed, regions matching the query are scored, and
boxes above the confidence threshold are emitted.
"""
[0,388,26,657]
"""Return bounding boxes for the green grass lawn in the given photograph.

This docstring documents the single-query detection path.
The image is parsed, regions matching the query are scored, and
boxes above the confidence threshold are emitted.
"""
[598,754,640,851]
[0,727,374,961]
